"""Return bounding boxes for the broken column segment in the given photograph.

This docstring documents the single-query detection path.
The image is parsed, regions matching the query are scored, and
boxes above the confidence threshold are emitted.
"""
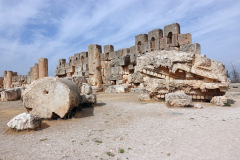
[88,44,102,87]
[32,63,39,81]
[5,71,13,88]
[22,77,81,119]
[38,58,48,78]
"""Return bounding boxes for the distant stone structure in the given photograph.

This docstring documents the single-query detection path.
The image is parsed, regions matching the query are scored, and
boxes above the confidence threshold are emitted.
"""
[55,23,230,100]
[1,58,48,89]
[2,71,27,88]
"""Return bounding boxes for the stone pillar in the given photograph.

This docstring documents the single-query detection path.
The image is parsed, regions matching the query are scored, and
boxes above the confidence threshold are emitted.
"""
[88,44,102,87]
[39,58,48,78]
[32,63,39,81]
[6,71,13,88]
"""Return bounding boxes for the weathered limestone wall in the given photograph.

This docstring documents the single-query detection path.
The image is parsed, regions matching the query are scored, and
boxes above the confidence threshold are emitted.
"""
[39,58,48,78]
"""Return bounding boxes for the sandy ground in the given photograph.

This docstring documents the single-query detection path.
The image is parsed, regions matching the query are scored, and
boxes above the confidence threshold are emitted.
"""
[0,93,240,160]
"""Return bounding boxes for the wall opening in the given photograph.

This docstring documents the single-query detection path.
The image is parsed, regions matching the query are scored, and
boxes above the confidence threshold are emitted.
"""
[167,32,172,44]
[137,41,141,53]
[150,37,155,51]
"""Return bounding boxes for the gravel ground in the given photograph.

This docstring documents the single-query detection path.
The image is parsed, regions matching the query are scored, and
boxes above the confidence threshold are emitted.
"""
[0,93,240,160]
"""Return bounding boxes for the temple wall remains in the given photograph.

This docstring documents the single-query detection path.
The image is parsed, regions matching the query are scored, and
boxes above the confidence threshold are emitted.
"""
[55,23,196,90]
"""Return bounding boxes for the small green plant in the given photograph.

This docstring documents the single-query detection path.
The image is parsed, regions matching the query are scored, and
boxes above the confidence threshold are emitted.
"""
[224,102,231,107]
[106,152,115,157]
[222,119,226,121]
[128,147,132,150]
[94,140,102,143]
[190,118,194,120]
[119,148,125,154]
[40,138,48,141]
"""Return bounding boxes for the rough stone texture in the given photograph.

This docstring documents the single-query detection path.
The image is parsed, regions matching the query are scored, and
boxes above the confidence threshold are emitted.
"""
[136,50,230,100]
[81,83,93,95]
[138,93,151,101]
[7,113,42,130]
[0,87,24,102]
[23,77,81,119]
[211,96,227,106]
[165,93,192,107]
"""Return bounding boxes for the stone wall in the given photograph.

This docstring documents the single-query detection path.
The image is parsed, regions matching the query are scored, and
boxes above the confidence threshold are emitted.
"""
[55,23,229,100]
[56,23,194,88]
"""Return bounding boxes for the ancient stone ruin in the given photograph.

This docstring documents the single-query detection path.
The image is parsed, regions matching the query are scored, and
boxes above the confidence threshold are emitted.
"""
[0,58,48,102]
[55,23,230,101]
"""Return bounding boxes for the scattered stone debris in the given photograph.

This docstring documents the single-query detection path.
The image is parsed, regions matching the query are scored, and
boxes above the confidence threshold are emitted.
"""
[194,103,203,109]
[7,113,42,130]
[165,93,192,107]
[211,96,227,106]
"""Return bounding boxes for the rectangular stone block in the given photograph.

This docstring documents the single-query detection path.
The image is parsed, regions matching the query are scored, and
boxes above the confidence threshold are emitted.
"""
[180,43,201,55]
[104,45,114,53]
[178,33,192,46]
[108,51,117,60]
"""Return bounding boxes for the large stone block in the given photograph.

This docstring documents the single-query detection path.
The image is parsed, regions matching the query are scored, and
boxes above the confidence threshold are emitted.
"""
[178,33,192,46]
[104,45,114,53]
[165,93,192,107]
[23,77,81,119]
[180,43,201,55]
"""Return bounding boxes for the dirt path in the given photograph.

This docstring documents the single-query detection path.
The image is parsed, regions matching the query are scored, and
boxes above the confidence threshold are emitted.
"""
[0,93,240,160]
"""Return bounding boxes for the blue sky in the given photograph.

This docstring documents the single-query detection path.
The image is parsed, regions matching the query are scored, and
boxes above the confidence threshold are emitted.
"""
[0,0,240,76]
